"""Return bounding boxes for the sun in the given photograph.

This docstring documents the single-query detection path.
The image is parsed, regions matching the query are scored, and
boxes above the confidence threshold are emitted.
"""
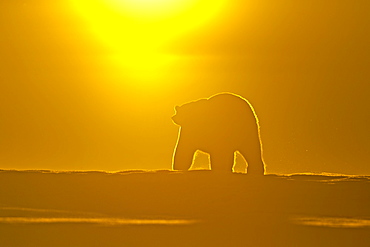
[108,0,191,17]
[69,0,226,82]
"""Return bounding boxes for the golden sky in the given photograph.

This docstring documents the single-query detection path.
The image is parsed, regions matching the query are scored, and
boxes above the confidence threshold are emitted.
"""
[0,0,369,174]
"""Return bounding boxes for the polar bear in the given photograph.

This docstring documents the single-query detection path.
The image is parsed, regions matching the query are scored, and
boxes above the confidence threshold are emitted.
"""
[172,93,265,175]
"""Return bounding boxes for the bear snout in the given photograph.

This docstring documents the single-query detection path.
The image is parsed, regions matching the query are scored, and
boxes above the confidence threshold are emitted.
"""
[172,115,180,125]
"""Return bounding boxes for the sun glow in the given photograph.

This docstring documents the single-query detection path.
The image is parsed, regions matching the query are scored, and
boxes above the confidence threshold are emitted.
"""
[69,0,226,82]
[108,0,193,17]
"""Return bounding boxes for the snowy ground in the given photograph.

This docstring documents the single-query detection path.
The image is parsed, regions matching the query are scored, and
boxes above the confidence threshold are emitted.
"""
[0,170,369,246]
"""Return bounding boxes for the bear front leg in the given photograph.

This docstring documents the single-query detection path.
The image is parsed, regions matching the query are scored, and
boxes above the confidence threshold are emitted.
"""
[209,151,235,173]
[172,129,197,171]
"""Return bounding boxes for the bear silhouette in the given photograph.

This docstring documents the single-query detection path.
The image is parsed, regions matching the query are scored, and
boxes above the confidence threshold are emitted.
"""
[172,93,265,175]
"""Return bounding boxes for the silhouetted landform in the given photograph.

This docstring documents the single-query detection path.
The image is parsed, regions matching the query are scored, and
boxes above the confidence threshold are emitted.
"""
[0,170,369,247]
[172,93,265,175]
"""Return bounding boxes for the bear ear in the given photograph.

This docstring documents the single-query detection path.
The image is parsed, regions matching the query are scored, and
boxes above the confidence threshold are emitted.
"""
[175,105,180,111]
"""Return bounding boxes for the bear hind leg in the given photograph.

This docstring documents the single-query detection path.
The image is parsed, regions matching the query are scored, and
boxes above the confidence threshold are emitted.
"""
[238,145,265,175]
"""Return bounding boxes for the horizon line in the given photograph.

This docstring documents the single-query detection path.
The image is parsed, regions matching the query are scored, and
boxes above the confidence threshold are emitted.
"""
[0,168,369,177]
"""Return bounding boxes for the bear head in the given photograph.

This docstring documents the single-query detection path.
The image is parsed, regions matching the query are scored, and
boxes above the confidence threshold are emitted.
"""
[172,98,208,126]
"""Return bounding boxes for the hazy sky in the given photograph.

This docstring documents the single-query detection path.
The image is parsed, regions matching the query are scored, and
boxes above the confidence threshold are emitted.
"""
[1,0,369,174]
